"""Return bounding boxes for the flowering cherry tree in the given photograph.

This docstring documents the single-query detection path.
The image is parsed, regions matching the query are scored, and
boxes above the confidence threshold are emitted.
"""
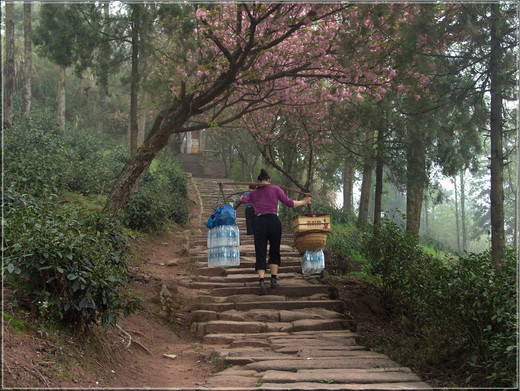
[104,2,444,213]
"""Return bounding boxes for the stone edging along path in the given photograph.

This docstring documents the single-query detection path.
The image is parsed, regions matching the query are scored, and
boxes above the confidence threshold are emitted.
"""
[185,177,431,390]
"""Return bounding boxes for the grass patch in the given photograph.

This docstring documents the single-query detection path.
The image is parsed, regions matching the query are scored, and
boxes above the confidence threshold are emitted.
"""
[3,312,28,331]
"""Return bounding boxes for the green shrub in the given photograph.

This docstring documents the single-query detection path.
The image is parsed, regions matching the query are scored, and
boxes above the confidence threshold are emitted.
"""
[325,223,365,275]
[438,250,517,387]
[4,189,140,328]
[4,108,128,197]
[311,202,357,225]
[362,218,517,387]
[123,184,173,232]
[61,128,128,195]
[123,151,188,232]
[362,219,448,323]
[4,108,65,196]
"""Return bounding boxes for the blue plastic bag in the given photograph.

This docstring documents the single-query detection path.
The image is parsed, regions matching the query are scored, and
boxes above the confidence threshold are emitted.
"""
[206,204,236,229]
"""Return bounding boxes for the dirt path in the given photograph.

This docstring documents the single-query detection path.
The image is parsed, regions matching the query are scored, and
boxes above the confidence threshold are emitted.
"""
[98,173,218,388]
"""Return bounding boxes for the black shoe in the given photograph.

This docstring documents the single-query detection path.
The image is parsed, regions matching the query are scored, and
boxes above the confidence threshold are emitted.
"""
[270,277,278,288]
[259,280,267,296]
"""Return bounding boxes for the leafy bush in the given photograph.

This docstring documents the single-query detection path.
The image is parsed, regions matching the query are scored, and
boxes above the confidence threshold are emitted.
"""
[123,184,173,232]
[4,108,140,329]
[4,189,139,328]
[325,223,365,275]
[4,108,66,196]
[5,108,128,197]
[123,151,188,232]
[362,218,517,387]
[438,250,517,387]
[311,202,358,225]
[61,128,128,195]
[362,219,447,319]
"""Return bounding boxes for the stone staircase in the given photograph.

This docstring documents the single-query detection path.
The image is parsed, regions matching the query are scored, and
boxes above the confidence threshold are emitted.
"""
[186,177,431,389]
[177,154,226,179]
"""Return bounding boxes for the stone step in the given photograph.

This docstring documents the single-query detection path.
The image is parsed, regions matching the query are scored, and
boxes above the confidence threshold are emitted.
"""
[193,265,302,276]
[261,368,425,385]
[202,330,358,346]
[192,254,301,263]
[193,258,303,269]
[191,238,298,251]
[218,348,392,366]
[190,176,431,390]
[192,318,351,337]
[191,247,300,258]
[243,356,403,372]
[207,283,336,298]
[258,381,431,390]
[193,298,346,313]
[193,272,302,284]
[192,307,347,323]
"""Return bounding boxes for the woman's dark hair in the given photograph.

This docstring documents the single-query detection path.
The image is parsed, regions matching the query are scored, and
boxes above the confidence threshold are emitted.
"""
[257,169,270,182]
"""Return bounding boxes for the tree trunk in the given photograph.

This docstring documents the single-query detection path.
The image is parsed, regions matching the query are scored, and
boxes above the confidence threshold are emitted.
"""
[129,5,141,156]
[58,66,66,133]
[514,121,520,254]
[373,128,384,226]
[171,133,183,155]
[406,132,426,236]
[342,156,354,213]
[21,2,32,119]
[104,105,190,213]
[97,2,111,134]
[489,3,506,271]
[423,197,429,235]
[357,161,373,229]
[460,170,467,251]
[3,2,15,129]
[453,178,461,251]
[357,130,374,229]
[138,92,148,147]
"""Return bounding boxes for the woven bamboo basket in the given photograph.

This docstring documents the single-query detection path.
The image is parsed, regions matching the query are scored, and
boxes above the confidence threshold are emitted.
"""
[294,231,328,255]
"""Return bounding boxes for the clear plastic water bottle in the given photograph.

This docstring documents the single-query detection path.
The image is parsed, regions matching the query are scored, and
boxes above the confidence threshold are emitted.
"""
[301,251,309,274]
[217,226,223,247]
[226,228,232,246]
[313,250,318,274]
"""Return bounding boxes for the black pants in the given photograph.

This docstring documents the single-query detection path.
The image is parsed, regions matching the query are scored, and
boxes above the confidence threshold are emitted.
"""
[245,206,255,235]
[253,214,282,271]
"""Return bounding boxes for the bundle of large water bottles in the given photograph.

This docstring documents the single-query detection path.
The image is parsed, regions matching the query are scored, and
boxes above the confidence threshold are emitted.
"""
[207,224,240,267]
[301,249,325,275]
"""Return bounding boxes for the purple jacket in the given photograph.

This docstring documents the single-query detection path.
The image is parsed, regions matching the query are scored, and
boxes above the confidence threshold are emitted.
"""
[241,185,294,215]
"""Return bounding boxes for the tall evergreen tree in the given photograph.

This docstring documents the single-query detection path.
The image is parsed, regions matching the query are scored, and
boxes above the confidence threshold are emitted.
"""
[21,1,32,119]
[4,2,15,129]
[32,4,98,131]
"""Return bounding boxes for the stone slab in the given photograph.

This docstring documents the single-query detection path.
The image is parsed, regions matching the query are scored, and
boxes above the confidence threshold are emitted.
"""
[292,319,349,332]
[279,308,344,322]
[258,381,431,389]
[261,368,423,384]
[274,346,365,355]
[219,309,280,322]
[191,310,218,322]
[202,320,267,335]
[204,375,259,388]
[235,300,345,313]
[210,285,333,298]
[266,322,294,333]
[244,357,400,371]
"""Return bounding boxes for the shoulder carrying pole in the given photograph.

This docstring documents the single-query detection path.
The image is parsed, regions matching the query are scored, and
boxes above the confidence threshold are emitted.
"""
[219,181,313,213]
[219,181,312,197]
